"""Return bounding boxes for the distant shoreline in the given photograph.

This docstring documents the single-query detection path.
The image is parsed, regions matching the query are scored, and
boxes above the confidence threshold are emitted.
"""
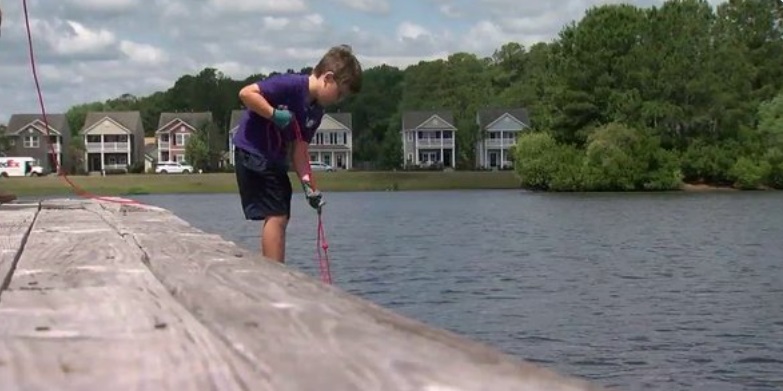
[2,171,769,197]
[680,183,740,192]
[2,171,521,197]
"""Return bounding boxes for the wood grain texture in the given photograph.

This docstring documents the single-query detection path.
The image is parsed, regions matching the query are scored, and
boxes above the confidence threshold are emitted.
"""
[0,203,39,295]
[0,200,265,391]
[108,201,608,391]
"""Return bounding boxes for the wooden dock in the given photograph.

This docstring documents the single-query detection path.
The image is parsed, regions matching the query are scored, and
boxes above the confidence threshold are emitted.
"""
[0,198,607,391]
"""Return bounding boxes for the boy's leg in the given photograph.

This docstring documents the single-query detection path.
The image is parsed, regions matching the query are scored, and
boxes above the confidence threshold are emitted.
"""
[262,216,288,262]
[260,170,293,262]
[234,148,293,263]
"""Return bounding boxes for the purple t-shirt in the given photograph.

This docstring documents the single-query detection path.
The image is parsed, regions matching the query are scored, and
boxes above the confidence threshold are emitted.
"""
[233,73,324,163]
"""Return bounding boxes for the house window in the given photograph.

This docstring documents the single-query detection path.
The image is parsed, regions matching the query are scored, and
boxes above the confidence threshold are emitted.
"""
[23,136,39,148]
[407,132,413,141]
[175,133,190,146]
[419,151,438,163]
[175,154,185,162]
[343,133,347,144]
[329,133,337,144]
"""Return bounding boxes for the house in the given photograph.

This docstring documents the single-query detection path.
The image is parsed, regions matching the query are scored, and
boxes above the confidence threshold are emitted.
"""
[401,110,456,168]
[310,113,353,169]
[80,111,145,173]
[227,109,244,167]
[155,111,213,163]
[227,110,354,170]
[474,108,530,170]
[5,113,71,173]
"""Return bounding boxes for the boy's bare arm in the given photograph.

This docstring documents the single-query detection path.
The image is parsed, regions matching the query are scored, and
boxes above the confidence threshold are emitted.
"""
[238,83,274,118]
[292,140,312,183]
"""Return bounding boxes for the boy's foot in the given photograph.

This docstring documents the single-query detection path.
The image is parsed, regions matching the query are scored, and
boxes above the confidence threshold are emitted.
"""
[0,192,17,204]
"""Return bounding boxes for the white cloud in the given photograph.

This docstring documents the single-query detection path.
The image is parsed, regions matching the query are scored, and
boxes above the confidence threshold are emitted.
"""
[206,0,308,13]
[0,0,724,123]
[119,41,168,65]
[332,0,391,14]
[397,22,431,41]
[65,0,138,12]
[40,20,116,55]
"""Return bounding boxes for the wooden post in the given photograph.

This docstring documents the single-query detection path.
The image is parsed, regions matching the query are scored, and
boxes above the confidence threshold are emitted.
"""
[0,198,608,391]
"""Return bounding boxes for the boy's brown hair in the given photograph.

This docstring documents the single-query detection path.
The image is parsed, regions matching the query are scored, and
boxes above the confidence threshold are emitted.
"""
[313,44,363,95]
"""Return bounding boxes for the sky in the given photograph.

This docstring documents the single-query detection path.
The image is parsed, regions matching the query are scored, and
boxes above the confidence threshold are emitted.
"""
[0,0,726,124]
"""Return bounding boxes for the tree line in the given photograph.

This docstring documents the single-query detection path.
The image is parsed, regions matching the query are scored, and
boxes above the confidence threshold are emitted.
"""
[10,0,781,190]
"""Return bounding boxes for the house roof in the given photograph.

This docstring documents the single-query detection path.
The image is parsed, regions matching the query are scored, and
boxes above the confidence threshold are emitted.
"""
[477,108,530,129]
[402,110,453,130]
[326,112,352,129]
[7,113,68,134]
[228,110,244,131]
[145,144,158,157]
[81,111,142,134]
[157,112,213,130]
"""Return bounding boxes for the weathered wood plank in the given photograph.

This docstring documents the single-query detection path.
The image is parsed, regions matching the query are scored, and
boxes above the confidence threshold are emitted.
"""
[0,203,38,294]
[109,201,606,391]
[0,202,265,391]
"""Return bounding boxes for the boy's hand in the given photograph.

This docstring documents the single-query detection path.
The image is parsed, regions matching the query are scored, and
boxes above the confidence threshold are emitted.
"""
[301,180,325,211]
[271,108,292,128]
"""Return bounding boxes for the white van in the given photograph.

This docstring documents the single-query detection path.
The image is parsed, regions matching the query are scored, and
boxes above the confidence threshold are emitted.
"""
[0,157,44,178]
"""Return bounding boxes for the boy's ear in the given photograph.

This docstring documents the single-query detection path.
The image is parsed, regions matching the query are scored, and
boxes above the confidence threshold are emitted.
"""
[323,71,336,83]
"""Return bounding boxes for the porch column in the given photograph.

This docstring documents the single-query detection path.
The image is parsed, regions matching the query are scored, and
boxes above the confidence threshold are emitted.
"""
[500,131,504,168]
[56,139,62,169]
[483,140,487,169]
[101,134,105,173]
[83,135,89,173]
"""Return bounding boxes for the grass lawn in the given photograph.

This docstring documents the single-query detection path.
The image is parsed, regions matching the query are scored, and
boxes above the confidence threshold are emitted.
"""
[1,170,522,197]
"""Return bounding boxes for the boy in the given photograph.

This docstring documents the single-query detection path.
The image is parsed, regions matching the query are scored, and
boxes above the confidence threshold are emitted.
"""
[233,44,362,263]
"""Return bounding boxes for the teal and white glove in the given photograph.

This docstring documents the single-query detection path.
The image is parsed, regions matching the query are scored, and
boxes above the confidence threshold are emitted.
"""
[301,179,325,211]
[271,108,292,128]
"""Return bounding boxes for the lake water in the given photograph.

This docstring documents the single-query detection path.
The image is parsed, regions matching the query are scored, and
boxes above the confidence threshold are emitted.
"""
[134,190,783,391]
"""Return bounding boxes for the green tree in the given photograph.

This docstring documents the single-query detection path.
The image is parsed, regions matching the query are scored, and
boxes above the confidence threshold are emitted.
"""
[185,120,222,172]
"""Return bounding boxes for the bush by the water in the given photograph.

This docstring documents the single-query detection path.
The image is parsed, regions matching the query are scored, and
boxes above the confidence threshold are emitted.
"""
[514,123,682,191]
[514,86,783,192]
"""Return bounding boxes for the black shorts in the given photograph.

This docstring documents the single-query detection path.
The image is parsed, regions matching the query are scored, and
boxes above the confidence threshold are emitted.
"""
[234,147,292,221]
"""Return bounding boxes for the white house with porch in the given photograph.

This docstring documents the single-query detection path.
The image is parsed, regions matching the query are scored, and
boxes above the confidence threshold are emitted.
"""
[474,108,530,169]
[309,112,353,169]
[80,111,145,173]
[401,110,457,169]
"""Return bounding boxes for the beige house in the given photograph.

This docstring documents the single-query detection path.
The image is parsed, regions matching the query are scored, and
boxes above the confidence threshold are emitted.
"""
[80,111,145,173]
[309,113,353,169]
